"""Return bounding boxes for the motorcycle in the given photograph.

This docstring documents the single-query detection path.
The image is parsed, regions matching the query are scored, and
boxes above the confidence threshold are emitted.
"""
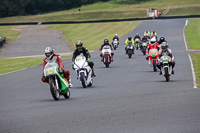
[148,48,159,72]
[44,62,70,100]
[73,54,93,88]
[101,45,112,67]
[141,41,147,55]
[112,39,119,50]
[134,38,140,50]
[160,55,173,82]
[126,42,134,58]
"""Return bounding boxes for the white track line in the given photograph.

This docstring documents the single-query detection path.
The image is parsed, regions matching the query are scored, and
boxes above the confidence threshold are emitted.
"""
[183,19,197,88]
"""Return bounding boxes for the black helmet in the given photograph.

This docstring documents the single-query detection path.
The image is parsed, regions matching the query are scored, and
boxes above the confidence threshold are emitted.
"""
[76,40,83,51]
[160,37,165,42]
[128,36,132,41]
[104,39,109,44]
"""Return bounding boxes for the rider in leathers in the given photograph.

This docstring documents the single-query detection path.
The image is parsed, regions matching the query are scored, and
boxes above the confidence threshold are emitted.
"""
[124,36,135,54]
[133,33,141,49]
[100,39,114,61]
[72,40,96,77]
[41,47,73,87]
[157,42,175,75]
[146,37,161,60]
[158,37,167,45]
[112,34,119,46]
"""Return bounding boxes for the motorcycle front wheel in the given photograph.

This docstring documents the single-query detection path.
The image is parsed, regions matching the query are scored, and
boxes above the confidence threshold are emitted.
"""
[49,78,60,101]
[80,72,87,88]
[164,67,170,82]
[153,60,157,72]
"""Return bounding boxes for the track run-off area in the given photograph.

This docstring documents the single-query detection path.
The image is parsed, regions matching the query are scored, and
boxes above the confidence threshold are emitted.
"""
[1,19,200,133]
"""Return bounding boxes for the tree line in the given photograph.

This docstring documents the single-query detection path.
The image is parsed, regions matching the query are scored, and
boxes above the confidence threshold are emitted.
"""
[0,0,151,18]
[0,0,109,18]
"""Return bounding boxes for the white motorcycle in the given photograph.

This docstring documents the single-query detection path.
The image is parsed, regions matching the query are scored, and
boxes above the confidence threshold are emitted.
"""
[141,41,147,55]
[73,54,93,88]
[160,55,174,82]
[112,39,119,50]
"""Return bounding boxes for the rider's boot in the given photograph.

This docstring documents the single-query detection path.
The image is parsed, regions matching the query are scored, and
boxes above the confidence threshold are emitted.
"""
[171,69,174,74]
[159,70,162,75]
[68,79,73,88]
[92,68,96,77]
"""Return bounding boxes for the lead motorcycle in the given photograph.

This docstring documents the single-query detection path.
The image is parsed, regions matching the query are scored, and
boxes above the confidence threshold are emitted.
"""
[159,55,174,82]
[147,48,159,71]
[44,62,70,100]
[101,45,112,67]
[73,54,93,88]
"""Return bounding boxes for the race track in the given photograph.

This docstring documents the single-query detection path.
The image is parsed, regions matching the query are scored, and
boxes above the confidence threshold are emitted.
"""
[1,19,200,133]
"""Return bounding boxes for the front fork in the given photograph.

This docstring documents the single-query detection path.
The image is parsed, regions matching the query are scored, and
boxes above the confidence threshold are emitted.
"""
[54,76,59,91]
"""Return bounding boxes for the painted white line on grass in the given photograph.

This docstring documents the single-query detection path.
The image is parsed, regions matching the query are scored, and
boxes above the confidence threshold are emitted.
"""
[183,19,197,88]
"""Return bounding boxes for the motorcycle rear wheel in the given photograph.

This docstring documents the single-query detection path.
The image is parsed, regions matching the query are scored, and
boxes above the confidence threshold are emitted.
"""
[49,78,60,101]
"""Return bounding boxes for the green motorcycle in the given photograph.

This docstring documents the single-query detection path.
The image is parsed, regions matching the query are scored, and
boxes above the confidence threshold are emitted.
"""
[44,62,70,101]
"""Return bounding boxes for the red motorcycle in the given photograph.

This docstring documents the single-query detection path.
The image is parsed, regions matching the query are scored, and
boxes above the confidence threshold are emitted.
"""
[148,48,159,71]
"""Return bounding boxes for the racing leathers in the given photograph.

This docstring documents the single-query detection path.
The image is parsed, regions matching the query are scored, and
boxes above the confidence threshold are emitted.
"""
[41,54,71,85]
[157,48,175,74]
[72,47,95,77]
[146,42,161,60]
[124,38,135,54]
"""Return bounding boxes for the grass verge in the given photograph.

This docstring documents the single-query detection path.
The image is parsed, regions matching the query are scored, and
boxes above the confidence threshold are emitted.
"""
[190,54,200,87]
[47,21,140,50]
[0,26,20,41]
[185,18,200,50]
[0,56,68,75]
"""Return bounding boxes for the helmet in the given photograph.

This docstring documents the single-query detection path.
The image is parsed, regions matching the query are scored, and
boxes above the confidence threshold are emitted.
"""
[76,40,83,51]
[128,36,132,41]
[136,33,139,36]
[115,34,118,37]
[150,37,156,46]
[152,31,156,34]
[104,39,109,44]
[160,37,165,42]
[45,47,54,59]
[161,42,168,51]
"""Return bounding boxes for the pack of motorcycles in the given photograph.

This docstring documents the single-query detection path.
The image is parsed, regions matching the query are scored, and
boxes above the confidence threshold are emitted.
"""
[44,36,174,100]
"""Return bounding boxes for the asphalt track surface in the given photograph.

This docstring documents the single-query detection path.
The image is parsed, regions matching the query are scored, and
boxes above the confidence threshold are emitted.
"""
[1,19,200,133]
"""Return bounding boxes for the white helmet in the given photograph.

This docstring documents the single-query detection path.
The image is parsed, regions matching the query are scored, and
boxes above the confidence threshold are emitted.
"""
[115,34,118,37]
[150,37,156,46]
[45,47,54,59]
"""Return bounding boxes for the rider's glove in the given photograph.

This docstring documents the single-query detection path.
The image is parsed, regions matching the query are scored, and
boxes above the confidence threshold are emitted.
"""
[59,68,64,74]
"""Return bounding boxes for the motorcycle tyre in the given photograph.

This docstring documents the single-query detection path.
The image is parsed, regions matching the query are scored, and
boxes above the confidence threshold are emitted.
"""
[80,72,87,88]
[164,67,170,82]
[153,60,157,72]
[64,90,70,99]
[105,57,109,68]
[49,78,60,101]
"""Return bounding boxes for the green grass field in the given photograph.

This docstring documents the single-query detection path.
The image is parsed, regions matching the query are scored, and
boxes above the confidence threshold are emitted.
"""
[47,21,140,50]
[0,0,199,23]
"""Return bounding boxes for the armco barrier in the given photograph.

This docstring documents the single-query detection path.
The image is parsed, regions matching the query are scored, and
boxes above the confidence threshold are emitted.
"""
[0,15,199,26]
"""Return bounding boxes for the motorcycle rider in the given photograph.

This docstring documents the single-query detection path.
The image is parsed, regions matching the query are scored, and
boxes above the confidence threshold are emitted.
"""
[100,39,114,61]
[41,47,73,87]
[124,36,135,54]
[143,30,150,39]
[146,37,161,60]
[72,40,96,77]
[157,42,175,75]
[151,31,158,41]
[158,37,167,45]
[134,33,141,49]
[112,34,119,46]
